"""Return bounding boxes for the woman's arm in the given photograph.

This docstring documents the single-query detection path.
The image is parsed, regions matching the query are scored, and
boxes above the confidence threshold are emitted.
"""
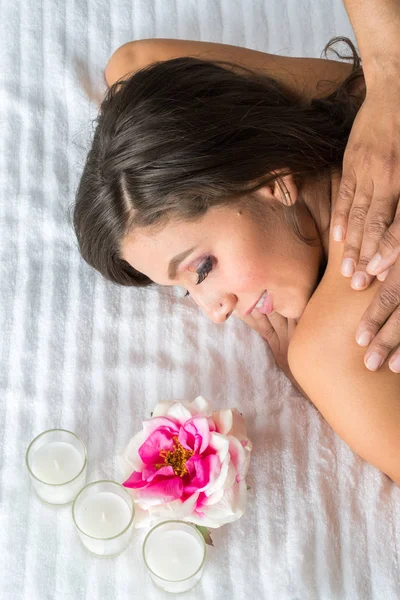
[104,38,353,101]
[288,190,400,486]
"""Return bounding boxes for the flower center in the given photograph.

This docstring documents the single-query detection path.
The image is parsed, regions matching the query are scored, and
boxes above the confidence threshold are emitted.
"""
[156,436,194,477]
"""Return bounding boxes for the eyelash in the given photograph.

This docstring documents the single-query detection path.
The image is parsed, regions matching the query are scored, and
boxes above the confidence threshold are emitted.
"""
[196,256,213,284]
[184,256,213,297]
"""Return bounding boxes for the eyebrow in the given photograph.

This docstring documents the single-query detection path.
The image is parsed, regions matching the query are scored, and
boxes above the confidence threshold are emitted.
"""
[168,247,197,280]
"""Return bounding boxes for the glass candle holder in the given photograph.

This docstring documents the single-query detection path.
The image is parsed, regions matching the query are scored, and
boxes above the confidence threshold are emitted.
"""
[26,429,87,505]
[72,480,135,557]
[143,520,207,594]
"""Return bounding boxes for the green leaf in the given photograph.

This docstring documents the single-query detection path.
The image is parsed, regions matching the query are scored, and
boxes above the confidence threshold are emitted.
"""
[247,485,251,491]
[195,525,214,547]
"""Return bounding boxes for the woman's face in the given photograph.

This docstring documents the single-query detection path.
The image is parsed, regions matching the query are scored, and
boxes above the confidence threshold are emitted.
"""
[121,187,326,323]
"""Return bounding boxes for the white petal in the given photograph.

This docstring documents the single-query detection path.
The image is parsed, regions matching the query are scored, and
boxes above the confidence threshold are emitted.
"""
[211,409,233,435]
[230,408,252,444]
[166,402,193,424]
[187,396,213,417]
[205,453,230,496]
[201,480,248,527]
[152,401,178,417]
[118,430,147,478]
[209,432,230,462]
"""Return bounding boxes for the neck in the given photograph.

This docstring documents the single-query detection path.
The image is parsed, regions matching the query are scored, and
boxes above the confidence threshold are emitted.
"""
[299,171,335,265]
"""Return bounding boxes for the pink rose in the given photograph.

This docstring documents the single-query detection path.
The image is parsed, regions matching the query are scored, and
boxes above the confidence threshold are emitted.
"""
[118,396,252,529]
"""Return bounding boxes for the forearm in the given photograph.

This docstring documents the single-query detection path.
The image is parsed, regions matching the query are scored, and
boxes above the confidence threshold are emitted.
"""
[343,0,400,85]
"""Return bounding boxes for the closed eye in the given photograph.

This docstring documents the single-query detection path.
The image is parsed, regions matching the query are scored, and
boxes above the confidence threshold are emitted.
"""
[195,256,213,285]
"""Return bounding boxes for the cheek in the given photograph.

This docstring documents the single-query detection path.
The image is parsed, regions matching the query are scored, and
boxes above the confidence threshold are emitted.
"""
[220,254,268,292]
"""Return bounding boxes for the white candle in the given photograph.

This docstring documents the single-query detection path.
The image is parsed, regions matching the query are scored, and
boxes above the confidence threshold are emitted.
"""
[31,442,84,484]
[143,521,206,593]
[72,481,134,556]
[26,430,87,505]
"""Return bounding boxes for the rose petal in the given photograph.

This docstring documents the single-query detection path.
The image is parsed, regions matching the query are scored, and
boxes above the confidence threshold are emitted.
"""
[211,409,233,435]
[142,416,179,438]
[142,464,175,481]
[165,403,193,425]
[183,417,210,454]
[208,432,230,462]
[138,428,176,463]
[183,453,220,494]
[152,401,179,418]
[187,396,213,417]
[229,408,251,443]
[178,427,194,451]
[205,452,231,496]
[135,476,184,503]
[122,470,148,489]
[227,435,250,479]
[190,473,248,528]
[118,430,147,478]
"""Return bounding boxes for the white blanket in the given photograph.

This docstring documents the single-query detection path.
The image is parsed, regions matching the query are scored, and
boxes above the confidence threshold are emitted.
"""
[1,0,399,598]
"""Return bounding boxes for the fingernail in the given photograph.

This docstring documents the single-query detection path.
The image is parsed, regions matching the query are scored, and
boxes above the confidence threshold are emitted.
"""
[333,225,344,242]
[389,355,400,373]
[377,269,389,282]
[367,253,382,275]
[365,353,384,371]
[351,272,367,289]
[340,258,355,277]
[356,331,372,347]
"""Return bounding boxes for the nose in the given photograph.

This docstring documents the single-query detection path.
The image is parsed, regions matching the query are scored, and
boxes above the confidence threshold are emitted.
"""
[191,292,237,324]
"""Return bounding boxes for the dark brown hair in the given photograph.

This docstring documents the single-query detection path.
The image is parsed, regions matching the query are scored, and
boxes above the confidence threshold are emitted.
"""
[73,36,365,287]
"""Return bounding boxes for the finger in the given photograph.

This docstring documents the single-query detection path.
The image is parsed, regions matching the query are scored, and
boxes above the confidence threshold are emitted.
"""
[377,268,390,282]
[362,306,400,371]
[251,311,278,341]
[366,209,400,276]
[332,171,357,242]
[355,261,400,352]
[287,318,298,339]
[388,349,400,373]
[351,199,397,290]
[340,185,373,279]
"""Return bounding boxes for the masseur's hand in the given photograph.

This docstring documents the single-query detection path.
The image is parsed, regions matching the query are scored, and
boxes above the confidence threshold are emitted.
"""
[234,310,298,382]
[332,83,400,373]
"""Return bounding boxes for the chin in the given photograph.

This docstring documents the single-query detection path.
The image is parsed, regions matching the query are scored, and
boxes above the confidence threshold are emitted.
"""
[279,299,308,320]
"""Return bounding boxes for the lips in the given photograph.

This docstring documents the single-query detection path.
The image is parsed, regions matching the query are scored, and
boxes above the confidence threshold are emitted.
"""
[246,290,268,315]
[257,290,273,315]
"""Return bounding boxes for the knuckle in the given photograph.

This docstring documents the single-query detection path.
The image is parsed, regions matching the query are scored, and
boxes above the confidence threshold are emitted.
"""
[349,204,369,227]
[377,286,400,311]
[365,214,392,238]
[382,152,398,174]
[333,208,349,222]
[363,314,383,332]
[336,178,355,204]
[381,228,400,251]
[357,255,371,269]
[343,242,360,257]
[373,337,394,354]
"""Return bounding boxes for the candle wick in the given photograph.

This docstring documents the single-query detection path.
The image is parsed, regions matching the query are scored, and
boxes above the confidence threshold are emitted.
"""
[53,459,60,470]
[101,512,107,522]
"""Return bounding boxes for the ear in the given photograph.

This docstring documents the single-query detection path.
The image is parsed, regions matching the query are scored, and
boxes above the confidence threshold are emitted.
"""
[255,172,298,206]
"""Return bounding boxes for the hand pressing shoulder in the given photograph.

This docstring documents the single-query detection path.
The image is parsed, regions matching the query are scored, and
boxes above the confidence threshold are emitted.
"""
[288,174,400,487]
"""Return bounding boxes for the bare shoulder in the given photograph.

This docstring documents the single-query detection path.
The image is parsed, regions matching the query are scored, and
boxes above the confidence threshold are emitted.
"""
[287,174,400,486]
[104,38,353,100]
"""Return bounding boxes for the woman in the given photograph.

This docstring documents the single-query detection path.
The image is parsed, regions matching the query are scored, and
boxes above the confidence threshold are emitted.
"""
[73,36,400,486]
